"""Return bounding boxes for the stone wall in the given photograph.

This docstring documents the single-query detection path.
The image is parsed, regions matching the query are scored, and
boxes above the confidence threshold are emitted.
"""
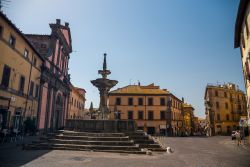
[65,119,136,133]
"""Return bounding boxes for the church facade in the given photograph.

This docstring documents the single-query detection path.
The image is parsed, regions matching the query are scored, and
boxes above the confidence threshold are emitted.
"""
[25,19,72,132]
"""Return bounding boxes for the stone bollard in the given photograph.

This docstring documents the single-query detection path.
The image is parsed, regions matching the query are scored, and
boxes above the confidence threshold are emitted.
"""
[146,150,152,155]
[166,147,172,154]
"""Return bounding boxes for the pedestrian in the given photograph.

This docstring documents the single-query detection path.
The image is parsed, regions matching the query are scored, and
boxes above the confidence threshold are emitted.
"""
[235,130,241,146]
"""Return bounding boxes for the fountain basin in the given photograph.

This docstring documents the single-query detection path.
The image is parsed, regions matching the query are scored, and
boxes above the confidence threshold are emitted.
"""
[65,119,136,133]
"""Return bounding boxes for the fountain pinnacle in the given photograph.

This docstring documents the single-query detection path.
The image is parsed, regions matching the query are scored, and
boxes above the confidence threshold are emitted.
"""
[91,53,118,119]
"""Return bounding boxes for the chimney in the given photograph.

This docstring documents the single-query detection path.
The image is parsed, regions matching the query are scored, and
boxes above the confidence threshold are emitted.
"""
[56,19,61,25]
[182,97,184,102]
[65,22,69,27]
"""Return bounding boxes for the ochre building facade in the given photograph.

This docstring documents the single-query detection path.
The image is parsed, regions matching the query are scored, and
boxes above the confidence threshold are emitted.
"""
[68,85,86,119]
[234,0,250,137]
[182,103,195,135]
[108,83,183,136]
[204,83,247,136]
[0,12,44,130]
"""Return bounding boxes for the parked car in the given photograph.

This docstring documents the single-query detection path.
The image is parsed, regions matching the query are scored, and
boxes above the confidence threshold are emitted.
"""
[231,131,236,140]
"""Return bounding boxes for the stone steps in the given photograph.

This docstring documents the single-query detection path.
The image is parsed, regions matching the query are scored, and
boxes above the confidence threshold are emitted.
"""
[48,139,135,146]
[139,144,162,148]
[25,143,140,151]
[24,145,146,154]
[55,135,130,141]
[62,131,126,137]
[24,130,166,154]
[132,140,155,144]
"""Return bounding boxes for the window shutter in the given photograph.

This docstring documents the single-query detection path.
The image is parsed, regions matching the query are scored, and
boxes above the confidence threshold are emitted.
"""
[246,59,250,80]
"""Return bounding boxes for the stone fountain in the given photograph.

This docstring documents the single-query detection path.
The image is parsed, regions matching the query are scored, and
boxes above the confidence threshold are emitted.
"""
[91,53,118,119]
[65,54,136,132]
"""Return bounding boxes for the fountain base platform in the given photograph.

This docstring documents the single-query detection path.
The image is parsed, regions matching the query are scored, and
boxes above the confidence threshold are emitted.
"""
[65,119,136,133]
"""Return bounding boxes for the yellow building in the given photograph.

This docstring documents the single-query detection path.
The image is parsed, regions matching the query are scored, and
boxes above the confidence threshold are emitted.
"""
[108,83,183,136]
[204,83,247,136]
[234,0,250,137]
[68,85,86,119]
[0,12,44,130]
[182,103,194,135]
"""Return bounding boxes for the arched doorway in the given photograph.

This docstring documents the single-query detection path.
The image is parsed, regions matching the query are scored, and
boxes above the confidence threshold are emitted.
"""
[53,94,63,130]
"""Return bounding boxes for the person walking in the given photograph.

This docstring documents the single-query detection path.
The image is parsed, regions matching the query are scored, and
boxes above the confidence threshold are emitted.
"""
[235,130,241,146]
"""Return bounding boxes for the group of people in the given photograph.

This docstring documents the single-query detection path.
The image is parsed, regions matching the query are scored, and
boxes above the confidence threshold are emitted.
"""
[235,130,244,146]
[0,128,24,144]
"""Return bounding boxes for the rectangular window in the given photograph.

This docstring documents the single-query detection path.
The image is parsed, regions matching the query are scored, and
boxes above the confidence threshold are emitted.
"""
[128,111,133,119]
[138,110,143,120]
[148,98,153,106]
[246,20,249,37]
[241,33,246,49]
[115,111,121,119]
[216,102,219,109]
[148,111,154,120]
[215,90,218,97]
[29,81,34,96]
[225,102,228,109]
[1,65,11,88]
[9,35,16,47]
[57,47,61,65]
[41,43,46,48]
[0,25,3,37]
[238,105,242,110]
[160,111,165,120]
[224,92,227,98]
[33,58,37,67]
[116,97,121,105]
[128,98,133,106]
[160,98,165,106]
[19,76,25,93]
[138,98,143,106]
[35,84,39,98]
[226,114,230,121]
[217,114,220,121]
[24,49,29,58]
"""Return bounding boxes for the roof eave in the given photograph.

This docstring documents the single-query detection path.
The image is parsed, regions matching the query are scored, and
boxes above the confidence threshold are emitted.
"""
[234,0,249,48]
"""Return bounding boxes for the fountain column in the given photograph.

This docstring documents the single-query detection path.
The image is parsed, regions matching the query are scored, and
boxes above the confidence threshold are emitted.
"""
[91,53,118,119]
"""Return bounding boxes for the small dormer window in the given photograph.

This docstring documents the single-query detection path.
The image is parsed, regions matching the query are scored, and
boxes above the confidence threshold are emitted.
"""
[9,35,16,47]
[24,49,29,58]
[41,43,46,48]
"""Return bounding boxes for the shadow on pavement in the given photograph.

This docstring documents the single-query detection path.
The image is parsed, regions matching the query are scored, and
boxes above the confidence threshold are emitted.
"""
[0,136,51,167]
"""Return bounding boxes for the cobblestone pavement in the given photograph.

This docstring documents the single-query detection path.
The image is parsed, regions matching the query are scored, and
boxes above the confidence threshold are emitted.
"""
[0,136,250,167]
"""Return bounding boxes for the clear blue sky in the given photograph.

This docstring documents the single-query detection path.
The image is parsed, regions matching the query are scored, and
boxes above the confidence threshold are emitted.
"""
[3,0,244,118]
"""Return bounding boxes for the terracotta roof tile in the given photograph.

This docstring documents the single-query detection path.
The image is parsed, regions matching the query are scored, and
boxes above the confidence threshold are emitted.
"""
[109,85,169,95]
